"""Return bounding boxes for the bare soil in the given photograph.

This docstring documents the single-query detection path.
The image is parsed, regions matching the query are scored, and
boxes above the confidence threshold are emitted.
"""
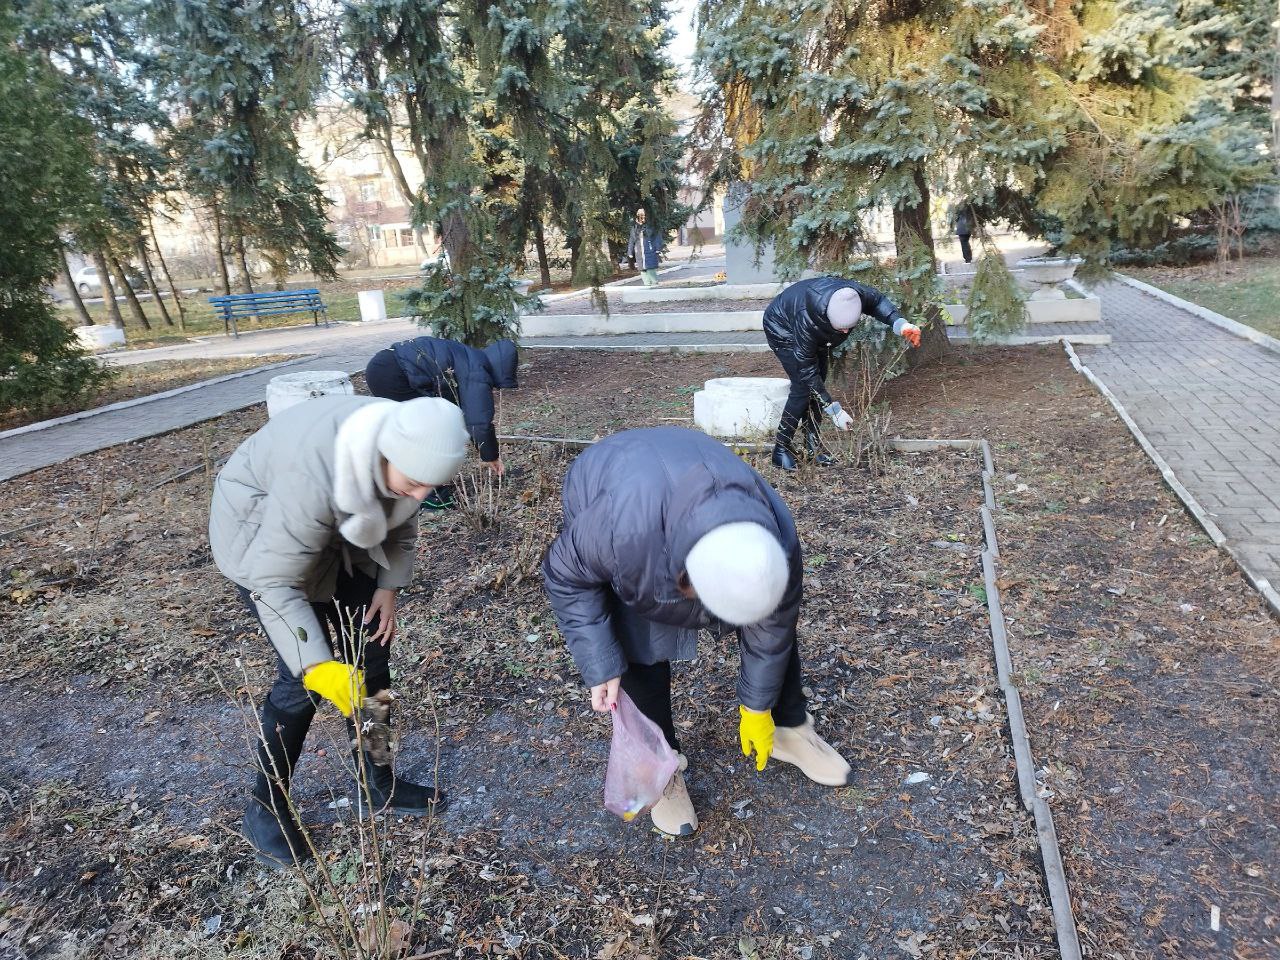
[0,346,1275,960]
[887,347,1280,960]
[0,350,1056,960]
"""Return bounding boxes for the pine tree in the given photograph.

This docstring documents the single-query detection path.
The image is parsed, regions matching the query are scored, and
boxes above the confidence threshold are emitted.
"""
[17,0,175,328]
[342,0,688,342]
[695,0,1263,312]
[0,12,111,415]
[153,0,342,287]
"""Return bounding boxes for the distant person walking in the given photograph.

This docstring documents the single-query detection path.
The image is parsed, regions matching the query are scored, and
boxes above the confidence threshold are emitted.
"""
[952,204,975,264]
[627,208,664,287]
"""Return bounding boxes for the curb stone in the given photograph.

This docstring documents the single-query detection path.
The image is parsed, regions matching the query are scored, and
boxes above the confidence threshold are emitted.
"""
[891,437,1084,960]
[1060,340,1280,620]
[1112,273,1280,357]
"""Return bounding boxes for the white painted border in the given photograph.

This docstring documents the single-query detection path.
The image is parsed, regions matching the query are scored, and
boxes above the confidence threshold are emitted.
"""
[521,310,764,337]
[1061,340,1280,618]
[1113,273,1280,357]
[521,340,770,354]
[0,356,313,440]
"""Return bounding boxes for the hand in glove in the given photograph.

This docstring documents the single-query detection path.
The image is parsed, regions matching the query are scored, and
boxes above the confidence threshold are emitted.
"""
[824,400,855,432]
[303,661,366,718]
[738,705,775,771]
[893,318,922,348]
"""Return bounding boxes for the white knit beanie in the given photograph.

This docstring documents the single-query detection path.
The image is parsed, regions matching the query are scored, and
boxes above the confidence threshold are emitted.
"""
[375,396,469,485]
[684,522,789,625]
[827,288,863,330]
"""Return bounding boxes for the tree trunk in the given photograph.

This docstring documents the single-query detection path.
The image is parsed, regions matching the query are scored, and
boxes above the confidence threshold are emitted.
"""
[59,247,93,326]
[106,252,152,330]
[567,234,581,279]
[211,202,233,297]
[234,230,255,294]
[136,238,175,327]
[147,212,187,329]
[1273,4,1280,185]
[92,250,125,328]
[533,219,552,289]
[892,165,948,367]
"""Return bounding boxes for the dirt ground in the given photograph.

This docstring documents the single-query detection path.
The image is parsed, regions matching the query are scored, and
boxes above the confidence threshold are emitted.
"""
[0,347,1276,959]
[887,349,1280,960]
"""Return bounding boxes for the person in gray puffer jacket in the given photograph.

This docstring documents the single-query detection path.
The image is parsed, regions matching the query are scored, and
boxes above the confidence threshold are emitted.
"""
[210,394,469,868]
[541,426,851,837]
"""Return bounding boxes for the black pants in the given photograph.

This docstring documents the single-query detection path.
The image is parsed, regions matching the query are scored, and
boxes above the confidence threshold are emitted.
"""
[238,567,391,716]
[621,644,808,752]
[768,338,829,449]
[958,233,972,263]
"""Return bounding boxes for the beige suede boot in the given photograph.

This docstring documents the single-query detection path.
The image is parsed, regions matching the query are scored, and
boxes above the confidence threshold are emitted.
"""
[771,714,852,786]
[649,754,698,836]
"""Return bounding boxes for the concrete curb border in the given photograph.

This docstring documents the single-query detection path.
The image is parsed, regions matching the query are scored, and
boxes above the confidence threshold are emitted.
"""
[1113,273,1280,357]
[522,341,771,354]
[892,435,1083,960]
[1060,340,1280,619]
[0,355,314,441]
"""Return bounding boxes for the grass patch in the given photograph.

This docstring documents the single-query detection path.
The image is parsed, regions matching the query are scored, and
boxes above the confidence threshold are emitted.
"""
[1125,258,1280,339]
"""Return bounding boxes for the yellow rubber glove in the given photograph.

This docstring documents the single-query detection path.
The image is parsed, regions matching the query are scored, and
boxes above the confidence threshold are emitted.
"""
[302,661,366,718]
[738,705,775,772]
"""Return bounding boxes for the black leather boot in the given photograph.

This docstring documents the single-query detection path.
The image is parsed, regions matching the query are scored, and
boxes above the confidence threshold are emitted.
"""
[243,700,315,869]
[354,754,446,814]
[771,442,798,472]
[805,426,836,466]
[348,707,446,815]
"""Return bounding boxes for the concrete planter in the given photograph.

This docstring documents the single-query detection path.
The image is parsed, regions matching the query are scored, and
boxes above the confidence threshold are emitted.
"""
[943,296,1101,326]
[358,290,387,322]
[619,281,790,304]
[266,370,353,418]
[693,377,790,438]
[74,324,126,352]
[1015,257,1083,300]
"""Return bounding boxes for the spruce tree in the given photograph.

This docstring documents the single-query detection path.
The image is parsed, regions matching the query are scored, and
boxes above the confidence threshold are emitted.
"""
[695,0,1261,321]
[153,0,342,286]
[0,12,111,415]
[342,0,688,342]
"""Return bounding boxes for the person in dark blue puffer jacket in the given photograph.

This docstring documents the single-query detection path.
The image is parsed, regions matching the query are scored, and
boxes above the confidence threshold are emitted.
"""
[365,336,518,507]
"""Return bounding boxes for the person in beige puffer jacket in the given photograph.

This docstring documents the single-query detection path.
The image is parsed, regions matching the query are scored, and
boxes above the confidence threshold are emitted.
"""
[209,393,468,868]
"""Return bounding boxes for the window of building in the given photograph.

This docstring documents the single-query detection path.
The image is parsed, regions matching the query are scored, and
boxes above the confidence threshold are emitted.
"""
[398,228,415,247]
[367,224,383,245]
[358,181,379,202]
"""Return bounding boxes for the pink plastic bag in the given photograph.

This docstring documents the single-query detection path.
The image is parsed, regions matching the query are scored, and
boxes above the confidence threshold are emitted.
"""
[603,690,679,821]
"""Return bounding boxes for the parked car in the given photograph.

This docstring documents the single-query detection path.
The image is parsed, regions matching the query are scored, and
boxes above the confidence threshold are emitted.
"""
[72,264,145,296]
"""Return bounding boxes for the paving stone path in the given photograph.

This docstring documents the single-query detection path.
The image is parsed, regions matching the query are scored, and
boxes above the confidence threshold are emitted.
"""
[0,321,419,482]
[1080,281,1280,589]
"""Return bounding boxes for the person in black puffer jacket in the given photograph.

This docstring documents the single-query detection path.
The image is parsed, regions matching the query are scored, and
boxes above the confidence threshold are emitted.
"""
[763,277,921,472]
[365,337,519,507]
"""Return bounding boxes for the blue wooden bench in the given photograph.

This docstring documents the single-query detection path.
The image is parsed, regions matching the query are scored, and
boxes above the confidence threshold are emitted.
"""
[208,289,329,338]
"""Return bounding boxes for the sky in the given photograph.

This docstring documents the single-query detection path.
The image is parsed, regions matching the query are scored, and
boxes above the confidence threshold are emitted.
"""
[666,0,699,89]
